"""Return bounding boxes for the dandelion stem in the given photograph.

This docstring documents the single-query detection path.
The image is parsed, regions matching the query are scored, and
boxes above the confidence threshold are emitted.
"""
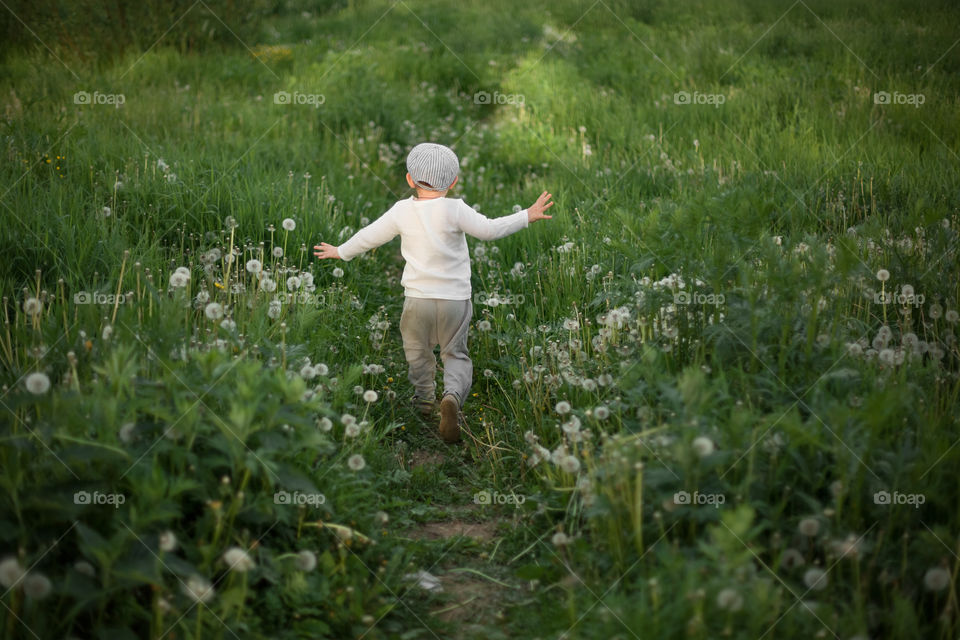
[112,250,129,325]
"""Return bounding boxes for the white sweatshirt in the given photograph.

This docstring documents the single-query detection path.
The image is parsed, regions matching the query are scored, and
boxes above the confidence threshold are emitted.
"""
[337,197,529,300]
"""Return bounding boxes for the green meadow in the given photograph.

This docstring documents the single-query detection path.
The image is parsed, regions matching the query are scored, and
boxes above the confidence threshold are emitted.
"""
[1,0,959,638]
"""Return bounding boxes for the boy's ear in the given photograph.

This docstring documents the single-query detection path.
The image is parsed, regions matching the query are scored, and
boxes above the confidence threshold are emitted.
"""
[448,175,459,189]
[405,173,416,189]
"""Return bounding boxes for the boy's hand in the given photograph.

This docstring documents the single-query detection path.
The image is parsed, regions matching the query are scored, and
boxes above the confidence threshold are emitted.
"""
[313,242,341,260]
[527,191,554,223]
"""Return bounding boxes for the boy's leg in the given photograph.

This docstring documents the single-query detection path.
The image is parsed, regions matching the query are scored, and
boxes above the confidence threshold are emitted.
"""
[436,299,473,407]
[399,297,438,404]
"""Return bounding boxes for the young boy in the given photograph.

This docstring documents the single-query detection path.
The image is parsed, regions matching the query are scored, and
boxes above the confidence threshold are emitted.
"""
[313,142,554,443]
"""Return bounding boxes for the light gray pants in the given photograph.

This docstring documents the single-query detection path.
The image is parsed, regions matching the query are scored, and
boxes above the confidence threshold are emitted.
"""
[399,297,473,407]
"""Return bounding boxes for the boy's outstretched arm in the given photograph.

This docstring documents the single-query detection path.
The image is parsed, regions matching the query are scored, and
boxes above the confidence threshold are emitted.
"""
[313,207,400,262]
[458,190,555,241]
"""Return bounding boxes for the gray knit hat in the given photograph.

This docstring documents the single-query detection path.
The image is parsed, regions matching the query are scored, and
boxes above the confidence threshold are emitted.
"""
[406,142,459,191]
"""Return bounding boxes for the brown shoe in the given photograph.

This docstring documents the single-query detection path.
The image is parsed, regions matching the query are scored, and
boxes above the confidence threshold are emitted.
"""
[411,395,434,417]
[438,394,461,443]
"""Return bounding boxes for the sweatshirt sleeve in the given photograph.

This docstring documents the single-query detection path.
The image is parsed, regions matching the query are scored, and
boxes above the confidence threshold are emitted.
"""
[337,206,400,261]
[455,200,529,241]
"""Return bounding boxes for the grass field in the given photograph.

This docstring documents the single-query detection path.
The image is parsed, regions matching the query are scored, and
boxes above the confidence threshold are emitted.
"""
[2,0,959,638]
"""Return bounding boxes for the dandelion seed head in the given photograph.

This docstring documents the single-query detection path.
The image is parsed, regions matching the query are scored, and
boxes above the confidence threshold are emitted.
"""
[560,455,581,474]
[692,436,714,458]
[204,302,224,320]
[22,573,52,599]
[118,422,136,443]
[803,568,827,591]
[23,297,42,316]
[159,530,178,552]
[716,587,743,611]
[168,271,189,288]
[924,567,951,592]
[222,547,255,572]
[0,557,25,588]
[294,550,316,572]
[363,389,378,403]
[25,371,51,395]
[282,218,296,231]
[74,560,96,577]
[798,518,820,537]
[876,269,890,282]
[348,453,366,471]
[182,575,215,603]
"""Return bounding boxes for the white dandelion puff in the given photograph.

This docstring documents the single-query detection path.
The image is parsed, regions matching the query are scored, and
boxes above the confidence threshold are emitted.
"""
[716,587,743,612]
[348,453,366,471]
[876,269,890,282]
[923,567,951,592]
[118,422,136,443]
[551,532,571,547]
[345,423,361,438]
[363,389,378,403]
[267,299,282,319]
[803,568,828,591]
[25,372,51,395]
[477,320,492,331]
[798,518,820,537]
[560,455,581,474]
[0,557,25,588]
[593,405,610,420]
[222,547,255,572]
[555,401,571,415]
[182,575,215,603]
[204,302,224,320]
[780,548,805,570]
[332,267,344,278]
[159,531,178,552]
[294,550,316,572]
[282,218,296,231]
[168,271,189,288]
[692,436,714,458]
[246,259,263,274]
[22,573,52,599]
[23,297,42,316]
[74,561,96,577]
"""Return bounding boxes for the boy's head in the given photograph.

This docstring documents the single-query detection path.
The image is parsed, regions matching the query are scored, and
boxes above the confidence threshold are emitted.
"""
[406,142,459,196]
